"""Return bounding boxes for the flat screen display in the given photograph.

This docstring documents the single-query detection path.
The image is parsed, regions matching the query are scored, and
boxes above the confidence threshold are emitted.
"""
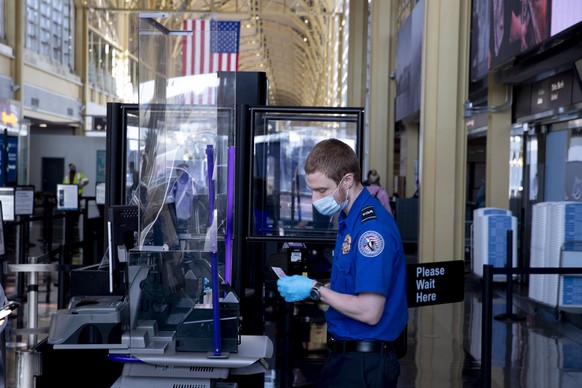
[107,205,139,293]
[14,185,35,216]
[0,188,15,222]
[551,2,582,36]
[56,184,79,211]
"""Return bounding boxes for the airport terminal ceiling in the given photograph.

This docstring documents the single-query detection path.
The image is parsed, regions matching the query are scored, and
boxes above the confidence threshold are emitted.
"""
[84,0,350,107]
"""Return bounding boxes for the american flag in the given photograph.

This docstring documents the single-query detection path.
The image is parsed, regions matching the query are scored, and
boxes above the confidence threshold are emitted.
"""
[181,20,240,104]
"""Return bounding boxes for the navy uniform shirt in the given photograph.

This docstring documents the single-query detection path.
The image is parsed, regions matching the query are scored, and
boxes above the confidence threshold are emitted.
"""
[326,188,408,342]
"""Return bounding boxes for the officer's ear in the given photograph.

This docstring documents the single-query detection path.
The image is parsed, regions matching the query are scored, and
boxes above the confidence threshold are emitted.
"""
[343,173,355,188]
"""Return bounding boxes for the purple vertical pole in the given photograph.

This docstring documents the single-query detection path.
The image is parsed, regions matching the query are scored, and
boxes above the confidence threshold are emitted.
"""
[211,249,221,356]
[225,146,235,285]
[206,145,221,356]
[207,145,215,228]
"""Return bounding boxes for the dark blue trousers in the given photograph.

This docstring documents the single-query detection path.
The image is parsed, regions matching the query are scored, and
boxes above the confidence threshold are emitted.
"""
[318,349,400,388]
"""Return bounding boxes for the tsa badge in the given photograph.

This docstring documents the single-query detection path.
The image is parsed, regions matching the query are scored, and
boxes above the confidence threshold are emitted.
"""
[357,231,384,258]
[342,235,352,254]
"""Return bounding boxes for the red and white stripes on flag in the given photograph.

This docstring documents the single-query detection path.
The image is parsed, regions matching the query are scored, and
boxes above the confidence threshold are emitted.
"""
[181,19,240,105]
[182,20,240,74]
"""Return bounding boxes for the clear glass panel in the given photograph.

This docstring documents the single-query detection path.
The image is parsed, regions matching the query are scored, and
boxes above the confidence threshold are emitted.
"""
[250,109,360,240]
[137,15,236,252]
[132,14,239,352]
[127,250,239,353]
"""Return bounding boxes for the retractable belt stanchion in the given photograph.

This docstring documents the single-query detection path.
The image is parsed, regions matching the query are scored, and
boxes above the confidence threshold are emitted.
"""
[481,264,582,387]
[494,230,524,323]
[481,264,493,388]
[11,254,56,387]
[9,255,58,347]
[17,216,30,301]
[58,211,76,309]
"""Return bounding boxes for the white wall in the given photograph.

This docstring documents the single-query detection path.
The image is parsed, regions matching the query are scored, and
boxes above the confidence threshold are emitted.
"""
[29,134,106,197]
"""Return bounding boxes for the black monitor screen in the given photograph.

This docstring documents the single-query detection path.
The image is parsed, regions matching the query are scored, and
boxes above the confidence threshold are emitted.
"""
[107,205,139,293]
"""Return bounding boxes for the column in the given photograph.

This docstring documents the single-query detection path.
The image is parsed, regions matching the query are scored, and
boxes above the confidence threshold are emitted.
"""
[418,0,470,261]
[367,0,396,192]
[402,123,419,198]
[486,75,511,209]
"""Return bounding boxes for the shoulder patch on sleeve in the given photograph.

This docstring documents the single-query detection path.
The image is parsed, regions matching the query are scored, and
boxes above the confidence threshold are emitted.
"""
[357,231,384,257]
[361,206,376,222]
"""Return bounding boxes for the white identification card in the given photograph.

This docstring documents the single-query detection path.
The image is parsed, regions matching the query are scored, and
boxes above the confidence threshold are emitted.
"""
[271,266,288,279]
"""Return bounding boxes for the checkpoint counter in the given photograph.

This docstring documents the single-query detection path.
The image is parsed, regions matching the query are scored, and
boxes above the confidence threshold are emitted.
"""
[36,249,273,387]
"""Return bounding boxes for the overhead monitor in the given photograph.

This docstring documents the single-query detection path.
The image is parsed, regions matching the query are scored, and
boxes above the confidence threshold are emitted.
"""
[0,188,15,222]
[56,184,79,211]
[14,185,35,216]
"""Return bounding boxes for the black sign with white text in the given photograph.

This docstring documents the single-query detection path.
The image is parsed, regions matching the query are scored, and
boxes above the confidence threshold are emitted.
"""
[406,260,464,307]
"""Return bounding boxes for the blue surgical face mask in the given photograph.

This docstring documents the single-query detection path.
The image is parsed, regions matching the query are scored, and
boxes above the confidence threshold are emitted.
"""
[313,177,348,215]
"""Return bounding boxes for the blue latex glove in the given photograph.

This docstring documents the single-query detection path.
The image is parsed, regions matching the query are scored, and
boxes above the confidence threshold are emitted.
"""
[277,275,314,302]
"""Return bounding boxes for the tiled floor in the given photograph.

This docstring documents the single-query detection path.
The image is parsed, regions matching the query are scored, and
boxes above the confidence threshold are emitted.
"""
[3,218,582,387]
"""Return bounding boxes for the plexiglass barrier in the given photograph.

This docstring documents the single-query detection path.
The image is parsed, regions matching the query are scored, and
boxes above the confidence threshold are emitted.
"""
[132,14,239,353]
[136,15,237,255]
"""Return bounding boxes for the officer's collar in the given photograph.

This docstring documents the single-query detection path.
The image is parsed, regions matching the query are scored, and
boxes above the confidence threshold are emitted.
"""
[339,188,371,229]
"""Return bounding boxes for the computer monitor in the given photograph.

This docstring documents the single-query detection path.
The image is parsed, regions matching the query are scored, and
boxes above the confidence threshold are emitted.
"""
[56,184,79,211]
[107,205,139,293]
[14,185,35,216]
[0,188,15,222]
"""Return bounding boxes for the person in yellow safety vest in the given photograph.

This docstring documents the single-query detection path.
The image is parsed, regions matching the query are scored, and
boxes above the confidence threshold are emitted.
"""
[63,163,89,196]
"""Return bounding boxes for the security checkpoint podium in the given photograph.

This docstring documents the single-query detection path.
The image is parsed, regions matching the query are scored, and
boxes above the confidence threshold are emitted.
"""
[47,250,272,387]
[40,13,274,387]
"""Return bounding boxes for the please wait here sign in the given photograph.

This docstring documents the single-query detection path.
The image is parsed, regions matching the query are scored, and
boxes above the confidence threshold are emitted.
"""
[406,260,465,308]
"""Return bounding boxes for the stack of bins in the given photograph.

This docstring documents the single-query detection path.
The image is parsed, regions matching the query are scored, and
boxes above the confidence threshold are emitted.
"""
[472,207,516,281]
[528,202,582,309]
[528,202,552,304]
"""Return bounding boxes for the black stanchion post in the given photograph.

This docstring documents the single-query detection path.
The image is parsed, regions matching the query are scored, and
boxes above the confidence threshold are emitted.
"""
[64,211,75,255]
[47,210,54,261]
[45,269,51,304]
[21,215,30,250]
[21,215,31,304]
[505,229,514,312]
[17,218,29,299]
[481,264,493,388]
[494,229,524,322]
[45,207,57,304]
[57,244,67,309]
[59,211,75,309]
[82,199,90,265]
[41,195,50,251]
